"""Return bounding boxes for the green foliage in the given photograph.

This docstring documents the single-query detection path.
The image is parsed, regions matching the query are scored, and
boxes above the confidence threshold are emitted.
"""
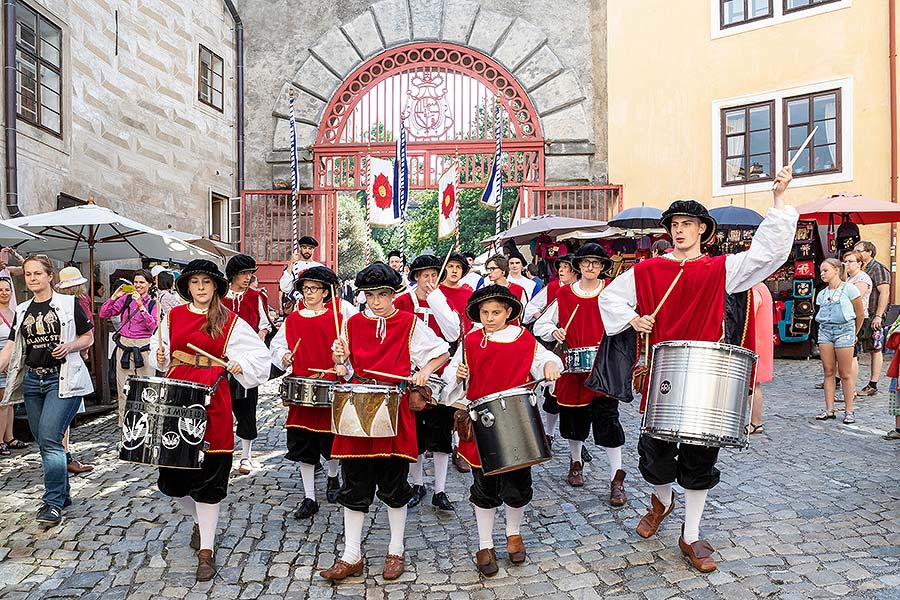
[336,193,384,278]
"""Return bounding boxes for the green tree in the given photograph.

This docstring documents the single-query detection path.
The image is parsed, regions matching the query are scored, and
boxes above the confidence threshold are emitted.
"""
[337,193,384,278]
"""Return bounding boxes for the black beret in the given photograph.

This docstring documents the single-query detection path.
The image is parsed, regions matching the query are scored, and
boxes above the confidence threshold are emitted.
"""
[660,200,717,245]
[572,243,612,274]
[387,250,403,259]
[294,265,340,301]
[408,253,444,282]
[355,262,405,292]
[176,259,228,301]
[465,285,523,323]
[298,236,319,247]
[446,252,470,276]
[225,254,257,280]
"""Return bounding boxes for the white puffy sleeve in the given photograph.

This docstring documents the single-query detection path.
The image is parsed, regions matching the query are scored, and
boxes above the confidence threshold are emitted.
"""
[725,205,799,293]
[425,288,461,341]
[149,312,170,371]
[598,268,639,336]
[269,320,289,367]
[226,318,271,388]
[533,300,560,342]
[409,318,450,370]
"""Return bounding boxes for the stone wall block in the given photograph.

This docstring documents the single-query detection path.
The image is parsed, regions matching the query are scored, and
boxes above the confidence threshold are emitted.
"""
[310,27,362,78]
[540,103,590,142]
[515,45,564,91]
[441,0,479,44]
[531,71,584,116]
[294,56,342,102]
[544,155,591,183]
[342,10,384,58]
[493,19,546,72]
[372,0,411,47]
[273,117,317,151]
[467,8,513,54]
[273,83,326,124]
[410,0,442,40]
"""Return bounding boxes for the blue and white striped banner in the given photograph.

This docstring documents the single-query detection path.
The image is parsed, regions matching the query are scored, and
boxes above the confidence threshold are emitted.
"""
[480,102,503,234]
[289,89,300,253]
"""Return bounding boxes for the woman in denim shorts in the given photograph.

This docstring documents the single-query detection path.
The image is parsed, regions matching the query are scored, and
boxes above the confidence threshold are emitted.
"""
[815,258,865,423]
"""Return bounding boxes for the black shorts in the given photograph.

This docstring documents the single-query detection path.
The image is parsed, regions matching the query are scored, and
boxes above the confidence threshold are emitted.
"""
[542,388,560,415]
[158,453,232,504]
[415,404,454,454]
[558,396,625,447]
[230,377,259,440]
[286,427,333,464]
[637,434,720,490]
[337,457,413,512]
[469,466,533,509]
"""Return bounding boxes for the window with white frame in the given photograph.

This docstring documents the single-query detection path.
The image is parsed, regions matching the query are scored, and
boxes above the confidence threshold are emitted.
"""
[721,101,775,185]
[210,192,240,246]
[713,0,850,37]
[721,0,772,28]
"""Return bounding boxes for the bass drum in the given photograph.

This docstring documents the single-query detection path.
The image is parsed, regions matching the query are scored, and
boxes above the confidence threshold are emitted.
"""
[469,387,551,475]
[119,376,212,469]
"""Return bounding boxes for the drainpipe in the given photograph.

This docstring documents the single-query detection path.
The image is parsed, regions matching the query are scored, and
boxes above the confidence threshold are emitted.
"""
[223,0,244,196]
[891,0,897,300]
[3,0,20,217]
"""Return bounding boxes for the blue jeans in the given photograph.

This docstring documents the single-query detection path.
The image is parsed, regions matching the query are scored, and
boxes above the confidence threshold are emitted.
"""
[22,371,82,508]
[817,321,856,348]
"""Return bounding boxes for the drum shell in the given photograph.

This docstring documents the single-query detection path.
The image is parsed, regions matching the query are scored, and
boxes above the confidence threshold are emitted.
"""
[469,389,551,475]
[642,341,757,449]
[564,346,598,373]
[119,376,211,469]
[330,384,401,438]
[281,376,333,408]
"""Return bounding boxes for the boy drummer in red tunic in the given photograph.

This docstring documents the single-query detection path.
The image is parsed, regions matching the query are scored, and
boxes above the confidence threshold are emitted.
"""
[394,253,460,511]
[442,286,561,577]
[599,168,797,572]
[534,243,626,504]
[320,263,449,582]
[150,260,270,581]
[221,254,271,475]
[270,266,351,519]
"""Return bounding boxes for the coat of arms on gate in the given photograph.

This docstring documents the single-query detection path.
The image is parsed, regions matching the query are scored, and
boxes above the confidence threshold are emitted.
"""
[405,72,453,140]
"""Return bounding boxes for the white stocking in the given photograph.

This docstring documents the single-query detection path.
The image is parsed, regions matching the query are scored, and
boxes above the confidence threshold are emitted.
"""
[326,459,340,478]
[544,412,559,436]
[176,496,197,524]
[683,489,709,544]
[474,506,496,550]
[603,446,623,480]
[505,504,526,538]
[340,508,365,564]
[299,463,316,499]
[195,501,220,551]
[568,440,583,464]
[411,456,425,486]
[433,452,450,493]
[387,505,407,556]
[241,438,252,460]
[654,484,673,510]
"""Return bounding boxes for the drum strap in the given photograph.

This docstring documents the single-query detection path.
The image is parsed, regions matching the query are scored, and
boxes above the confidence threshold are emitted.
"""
[171,350,218,368]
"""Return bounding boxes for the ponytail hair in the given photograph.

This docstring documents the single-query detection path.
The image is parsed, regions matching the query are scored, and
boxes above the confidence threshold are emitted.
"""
[822,257,846,281]
[203,292,230,339]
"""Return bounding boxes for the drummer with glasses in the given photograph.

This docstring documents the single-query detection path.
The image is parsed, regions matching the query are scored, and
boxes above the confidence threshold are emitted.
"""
[443,285,562,577]
[597,167,798,573]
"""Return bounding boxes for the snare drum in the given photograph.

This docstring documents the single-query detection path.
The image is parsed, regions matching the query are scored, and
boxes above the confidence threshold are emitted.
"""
[564,346,598,373]
[281,376,333,408]
[119,376,212,469]
[469,387,551,475]
[642,340,757,449]
[331,384,401,437]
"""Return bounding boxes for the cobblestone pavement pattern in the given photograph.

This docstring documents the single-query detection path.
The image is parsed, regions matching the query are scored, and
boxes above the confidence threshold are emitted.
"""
[1,359,899,599]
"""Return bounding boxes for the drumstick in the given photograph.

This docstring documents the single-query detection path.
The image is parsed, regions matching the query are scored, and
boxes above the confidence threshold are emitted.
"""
[650,268,684,319]
[436,250,452,283]
[330,285,341,338]
[287,337,302,360]
[772,126,817,189]
[309,367,336,374]
[186,343,230,369]
[460,320,467,392]
[155,299,163,355]
[553,304,580,352]
[364,369,413,382]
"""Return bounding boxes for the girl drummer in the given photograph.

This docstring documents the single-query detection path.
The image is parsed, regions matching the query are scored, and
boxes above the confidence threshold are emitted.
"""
[269,266,350,519]
[149,259,269,582]
[442,286,561,577]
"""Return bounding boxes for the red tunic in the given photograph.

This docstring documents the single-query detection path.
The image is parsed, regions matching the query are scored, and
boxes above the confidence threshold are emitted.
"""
[166,305,238,453]
[441,283,473,332]
[330,309,419,461]
[458,327,538,468]
[221,288,264,332]
[544,280,562,304]
[395,291,445,340]
[555,283,606,407]
[284,308,342,433]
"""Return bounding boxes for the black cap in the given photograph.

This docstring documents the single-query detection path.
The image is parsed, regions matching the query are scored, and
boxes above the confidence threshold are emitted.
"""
[355,262,405,292]
[294,265,340,301]
[660,200,717,245]
[387,250,403,259]
[408,253,444,282]
[465,285,523,323]
[225,254,257,281]
[298,235,318,248]
[572,243,612,274]
[176,259,228,301]
[446,252,470,276]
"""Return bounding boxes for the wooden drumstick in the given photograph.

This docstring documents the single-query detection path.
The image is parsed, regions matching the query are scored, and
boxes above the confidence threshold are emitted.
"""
[773,126,817,189]
[553,304,580,352]
[309,367,336,374]
[460,320,468,392]
[364,368,413,382]
[186,343,230,369]
[330,285,341,339]
[436,250,452,283]
[155,300,163,354]
[287,337,302,361]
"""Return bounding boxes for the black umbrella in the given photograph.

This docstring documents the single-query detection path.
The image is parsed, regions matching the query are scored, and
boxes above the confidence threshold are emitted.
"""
[709,206,763,228]
[608,206,662,230]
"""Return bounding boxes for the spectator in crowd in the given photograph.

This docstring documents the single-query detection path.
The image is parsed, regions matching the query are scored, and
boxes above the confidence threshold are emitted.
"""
[54,267,94,475]
[814,258,865,423]
[0,277,27,456]
[854,241,891,397]
[843,249,873,402]
[0,246,23,308]
[748,282,773,435]
[650,239,672,257]
[507,253,538,301]
[99,269,158,429]
[882,314,900,439]
[154,270,182,321]
[525,264,544,295]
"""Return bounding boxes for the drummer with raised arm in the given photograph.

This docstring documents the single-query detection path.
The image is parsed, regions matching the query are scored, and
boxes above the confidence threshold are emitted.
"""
[320,262,449,583]
[443,285,561,577]
[597,168,797,572]
[149,260,270,582]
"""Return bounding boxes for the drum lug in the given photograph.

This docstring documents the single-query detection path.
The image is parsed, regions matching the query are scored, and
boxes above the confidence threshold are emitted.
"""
[500,398,506,410]
[529,393,537,407]
[478,410,495,428]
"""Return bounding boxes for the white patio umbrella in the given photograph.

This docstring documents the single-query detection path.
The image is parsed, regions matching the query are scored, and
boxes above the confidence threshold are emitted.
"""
[8,201,219,309]
[163,227,241,261]
[0,220,45,245]
[482,215,608,246]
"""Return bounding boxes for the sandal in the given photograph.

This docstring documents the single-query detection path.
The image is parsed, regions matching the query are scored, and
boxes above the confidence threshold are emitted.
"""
[815,410,836,420]
[0,443,9,456]
[746,423,764,435]
[842,412,856,424]
[4,439,29,450]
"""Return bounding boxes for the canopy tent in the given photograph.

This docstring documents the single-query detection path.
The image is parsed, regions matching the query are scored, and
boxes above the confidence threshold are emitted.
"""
[164,227,241,261]
[794,193,900,226]
[482,215,608,246]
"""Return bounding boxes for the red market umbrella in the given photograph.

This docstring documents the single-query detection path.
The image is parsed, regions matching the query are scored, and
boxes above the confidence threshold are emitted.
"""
[795,193,900,226]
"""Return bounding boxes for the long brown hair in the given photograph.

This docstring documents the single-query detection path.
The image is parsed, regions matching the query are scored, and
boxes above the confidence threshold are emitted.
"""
[203,292,229,339]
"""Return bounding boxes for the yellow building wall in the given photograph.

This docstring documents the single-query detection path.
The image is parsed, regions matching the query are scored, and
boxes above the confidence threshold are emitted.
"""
[607,1,898,294]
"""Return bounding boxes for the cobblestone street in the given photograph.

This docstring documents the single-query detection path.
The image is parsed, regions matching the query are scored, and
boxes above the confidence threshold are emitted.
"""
[1,358,899,600]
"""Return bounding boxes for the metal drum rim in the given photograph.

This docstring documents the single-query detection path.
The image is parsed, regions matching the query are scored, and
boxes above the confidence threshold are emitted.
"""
[284,376,336,386]
[652,340,758,360]
[472,387,534,407]
[127,375,213,393]
[333,383,400,393]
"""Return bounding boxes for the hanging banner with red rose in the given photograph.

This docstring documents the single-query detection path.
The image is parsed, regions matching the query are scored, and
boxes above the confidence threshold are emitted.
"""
[438,164,458,240]
[367,156,400,227]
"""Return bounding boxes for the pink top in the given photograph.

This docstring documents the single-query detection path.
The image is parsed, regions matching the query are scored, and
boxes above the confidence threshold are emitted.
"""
[99,293,157,339]
[752,283,774,383]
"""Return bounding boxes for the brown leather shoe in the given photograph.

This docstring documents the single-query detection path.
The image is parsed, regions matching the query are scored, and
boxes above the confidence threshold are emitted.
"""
[679,532,717,573]
[452,449,471,473]
[636,492,675,538]
[609,469,627,507]
[382,554,405,580]
[67,460,94,475]
[190,524,200,550]
[195,549,216,581]
[566,460,584,487]
[320,559,364,581]
[475,548,498,576]
[506,534,526,564]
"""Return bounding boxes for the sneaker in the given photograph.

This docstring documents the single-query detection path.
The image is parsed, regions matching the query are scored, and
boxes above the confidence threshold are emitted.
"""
[36,503,63,526]
[857,384,878,397]
[882,429,900,440]
[842,412,856,424]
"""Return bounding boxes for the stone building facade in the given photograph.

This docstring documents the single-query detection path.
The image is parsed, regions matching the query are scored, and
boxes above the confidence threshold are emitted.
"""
[0,0,238,240]
[241,0,609,191]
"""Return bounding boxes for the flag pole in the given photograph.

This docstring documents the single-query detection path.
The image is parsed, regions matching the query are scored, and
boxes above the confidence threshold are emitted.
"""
[364,147,372,264]
[289,88,299,254]
[493,97,503,236]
